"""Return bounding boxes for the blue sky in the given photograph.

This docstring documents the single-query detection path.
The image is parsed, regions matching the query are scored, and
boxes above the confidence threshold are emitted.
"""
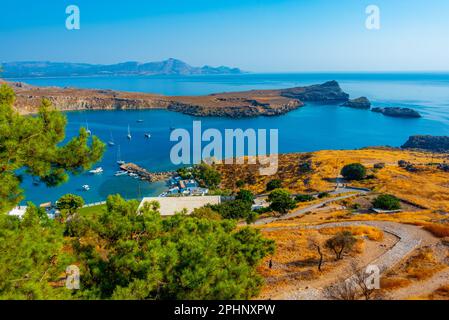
[1,0,449,72]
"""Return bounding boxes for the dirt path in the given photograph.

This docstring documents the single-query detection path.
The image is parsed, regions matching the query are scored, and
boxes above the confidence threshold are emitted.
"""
[263,221,439,300]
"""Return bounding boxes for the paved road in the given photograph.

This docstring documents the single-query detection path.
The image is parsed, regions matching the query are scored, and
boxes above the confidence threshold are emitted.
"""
[253,185,369,226]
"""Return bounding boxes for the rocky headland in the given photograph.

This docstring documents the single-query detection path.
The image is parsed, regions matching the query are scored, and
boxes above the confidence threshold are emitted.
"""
[4,80,350,118]
[402,135,449,152]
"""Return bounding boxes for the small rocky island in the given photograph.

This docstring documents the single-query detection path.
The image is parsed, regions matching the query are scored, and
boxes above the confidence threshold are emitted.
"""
[402,135,449,152]
[341,96,371,109]
[372,107,421,118]
[341,97,421,119]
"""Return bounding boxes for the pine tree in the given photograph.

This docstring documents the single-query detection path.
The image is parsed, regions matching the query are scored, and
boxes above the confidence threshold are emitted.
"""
[0,84,105,213]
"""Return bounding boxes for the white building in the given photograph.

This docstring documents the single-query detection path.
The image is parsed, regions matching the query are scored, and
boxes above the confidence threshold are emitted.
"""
[8,206,28,218]
[138,196,222,216]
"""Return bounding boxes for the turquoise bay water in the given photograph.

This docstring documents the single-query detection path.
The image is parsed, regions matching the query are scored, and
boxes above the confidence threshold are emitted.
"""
[17,73,449,205]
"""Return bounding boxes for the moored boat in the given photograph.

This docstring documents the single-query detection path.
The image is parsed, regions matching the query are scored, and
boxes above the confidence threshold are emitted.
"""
[89,167,103,174]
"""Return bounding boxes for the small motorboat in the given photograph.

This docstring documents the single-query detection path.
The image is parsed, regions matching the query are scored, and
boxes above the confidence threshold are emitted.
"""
[136,119,144,123]
[114,171,127,176]
[129,173,138,178]
[89,167,103,174]
[82,185,90,191]
[117,160,125,165]
[144,133,151,138]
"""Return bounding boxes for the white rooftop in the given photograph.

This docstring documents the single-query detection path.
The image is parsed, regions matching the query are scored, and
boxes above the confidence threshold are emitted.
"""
[8,206,28,218]
[138,196,221,216]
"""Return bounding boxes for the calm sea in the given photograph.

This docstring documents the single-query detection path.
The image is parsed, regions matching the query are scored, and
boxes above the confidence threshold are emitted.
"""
[15,73,449,205]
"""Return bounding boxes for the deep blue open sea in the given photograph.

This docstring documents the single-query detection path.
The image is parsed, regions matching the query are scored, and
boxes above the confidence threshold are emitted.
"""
[14,73,449,205]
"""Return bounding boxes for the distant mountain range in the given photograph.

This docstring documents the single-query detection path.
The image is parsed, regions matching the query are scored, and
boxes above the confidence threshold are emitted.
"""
[0,58,244,78]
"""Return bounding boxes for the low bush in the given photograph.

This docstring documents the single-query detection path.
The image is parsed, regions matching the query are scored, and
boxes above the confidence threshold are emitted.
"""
[295,194,315,202]
[372,194,401,210]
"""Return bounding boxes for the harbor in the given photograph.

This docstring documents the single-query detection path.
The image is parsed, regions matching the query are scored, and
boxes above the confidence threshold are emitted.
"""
[119,162,174,182]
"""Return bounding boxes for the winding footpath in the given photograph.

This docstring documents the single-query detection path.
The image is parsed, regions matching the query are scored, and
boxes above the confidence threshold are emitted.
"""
[270,221,433,299]
[254,181,447,299]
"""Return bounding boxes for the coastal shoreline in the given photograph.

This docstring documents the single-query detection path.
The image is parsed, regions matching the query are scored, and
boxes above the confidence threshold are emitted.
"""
[3,79,349,118]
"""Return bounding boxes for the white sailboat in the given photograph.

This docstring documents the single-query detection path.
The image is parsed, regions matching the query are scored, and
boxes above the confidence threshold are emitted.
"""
[127,125,132,140]
[108,132,115,146]
[117,145,125,165]
[85,121,91,135]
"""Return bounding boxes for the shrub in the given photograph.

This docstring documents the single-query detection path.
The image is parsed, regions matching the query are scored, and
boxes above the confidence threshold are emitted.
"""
[191,207,222,220]
[299,161,313,173]
[253,207,271,214]
[236,180,245,188]
[193,163,221,188]
[56,194,84,216]
[317,192,330,199]
[372,194,401,210]
[210,200,252,220]
[266,179,282,191]
[325,231,357,260]
[235,189,255,204]
[295,194,315,202]
[341,163,367,181]
[268,189,296,214]
[176,167,193,179]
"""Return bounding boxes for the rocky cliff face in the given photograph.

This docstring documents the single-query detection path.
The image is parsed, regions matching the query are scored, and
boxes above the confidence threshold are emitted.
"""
[167,100,302,117]
[279,80,349,103]
[402,135,449,152]
[8,80,349,118]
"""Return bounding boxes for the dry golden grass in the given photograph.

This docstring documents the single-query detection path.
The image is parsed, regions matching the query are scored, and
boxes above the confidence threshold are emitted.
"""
[318,225,384,242]
[422,223,449,238]
[217,148,449,211]
[258,226,377,278]
[257,225,382,298]
[313,210,448,230]
[258,228,321,279]
[381,248,446,293]
[380,277,412,291]
[426,285,449,300]
[404,249,445,281]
